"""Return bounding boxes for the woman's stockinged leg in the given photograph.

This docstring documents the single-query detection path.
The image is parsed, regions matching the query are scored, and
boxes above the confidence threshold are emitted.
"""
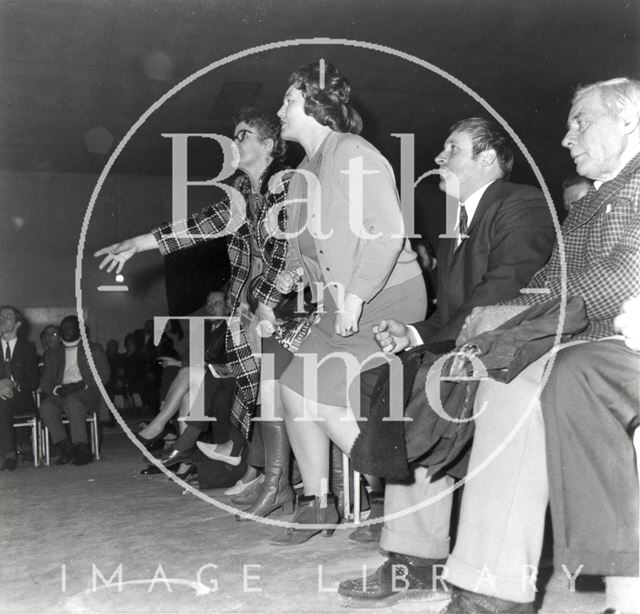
[280,384,361,497]
[139,366,190,438]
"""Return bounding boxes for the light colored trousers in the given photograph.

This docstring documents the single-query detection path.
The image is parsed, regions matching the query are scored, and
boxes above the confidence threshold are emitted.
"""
[382,348,579,602]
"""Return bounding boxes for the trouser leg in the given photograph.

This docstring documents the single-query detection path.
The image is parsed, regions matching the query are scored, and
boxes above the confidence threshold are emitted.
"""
[381,466,453,559]
[63,393,92,444]
[446,352,553,603]
[543,339,640,576]
[39,396,67,444]
[0,398,16,456]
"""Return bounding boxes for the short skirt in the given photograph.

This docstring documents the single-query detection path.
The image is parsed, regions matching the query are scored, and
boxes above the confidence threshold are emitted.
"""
[279,275,427,408]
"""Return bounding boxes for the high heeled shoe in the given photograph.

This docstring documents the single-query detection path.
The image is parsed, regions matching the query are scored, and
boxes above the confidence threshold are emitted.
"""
[136,428,166,453]
[269,493,339,546]
[139,447,192,474]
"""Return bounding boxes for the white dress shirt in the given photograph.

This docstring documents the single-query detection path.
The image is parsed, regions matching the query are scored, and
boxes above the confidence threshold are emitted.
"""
[408,179,497,345]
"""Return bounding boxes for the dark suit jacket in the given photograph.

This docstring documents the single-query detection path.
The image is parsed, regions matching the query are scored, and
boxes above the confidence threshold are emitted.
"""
[1,337,39,410]
[40,341,110,407]
[414,179,555,343]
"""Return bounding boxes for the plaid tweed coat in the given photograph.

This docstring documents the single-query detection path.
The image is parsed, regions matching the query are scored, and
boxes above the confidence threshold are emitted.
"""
[508,152,640,339]
[152,164,290,437]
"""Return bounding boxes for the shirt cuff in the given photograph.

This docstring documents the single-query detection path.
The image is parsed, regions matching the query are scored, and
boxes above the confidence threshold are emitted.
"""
[406,325,423,348]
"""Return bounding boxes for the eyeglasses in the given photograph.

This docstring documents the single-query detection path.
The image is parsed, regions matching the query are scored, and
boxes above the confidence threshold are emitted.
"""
[233,129,257,143]
[45,331,59,336]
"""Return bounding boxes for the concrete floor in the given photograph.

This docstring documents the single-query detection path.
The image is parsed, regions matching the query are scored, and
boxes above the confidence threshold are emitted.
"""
[1,426,606,614]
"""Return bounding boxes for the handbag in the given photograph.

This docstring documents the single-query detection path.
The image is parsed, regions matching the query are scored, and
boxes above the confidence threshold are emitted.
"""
[248,276,320,353]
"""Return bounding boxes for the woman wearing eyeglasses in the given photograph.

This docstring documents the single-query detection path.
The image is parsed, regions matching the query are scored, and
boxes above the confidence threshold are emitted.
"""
[95,109,297,514]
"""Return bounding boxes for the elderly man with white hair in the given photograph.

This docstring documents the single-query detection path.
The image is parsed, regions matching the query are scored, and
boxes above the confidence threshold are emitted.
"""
[439,77,640,613]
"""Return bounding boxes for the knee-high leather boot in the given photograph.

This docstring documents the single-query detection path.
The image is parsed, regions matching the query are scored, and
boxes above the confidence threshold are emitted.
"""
[330,442,345,515]
[237,421,294,519]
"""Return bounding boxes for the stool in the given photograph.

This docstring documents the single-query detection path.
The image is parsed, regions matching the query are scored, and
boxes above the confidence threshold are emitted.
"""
[42,413,100,465]
[13,412,41,467]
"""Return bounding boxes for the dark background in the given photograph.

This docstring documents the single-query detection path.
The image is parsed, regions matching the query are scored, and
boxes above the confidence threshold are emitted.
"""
[0,0,638,343]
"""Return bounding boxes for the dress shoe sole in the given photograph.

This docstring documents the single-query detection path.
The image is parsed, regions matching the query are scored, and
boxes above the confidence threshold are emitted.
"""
[236,498,295,521]
[337,589,449,609]
[269,528,335,546]
[348,527,382,543]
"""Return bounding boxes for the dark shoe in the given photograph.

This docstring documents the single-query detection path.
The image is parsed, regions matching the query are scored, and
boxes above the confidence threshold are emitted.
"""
[159,447,191,467]
[54,439,74,465]
[270,493,339,546]
[237,421,294,520]
[236,492,294,521]
[141,447,191,474]
[1,457,17,471]
[136,429,166,453]
[72,442,93,466]
[337,553,448,608]
[349,492,384,543]
[140,464,162,475]
[441,586,535,613]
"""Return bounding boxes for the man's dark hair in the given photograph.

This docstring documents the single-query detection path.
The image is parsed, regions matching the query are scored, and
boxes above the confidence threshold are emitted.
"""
[449,117,515,179]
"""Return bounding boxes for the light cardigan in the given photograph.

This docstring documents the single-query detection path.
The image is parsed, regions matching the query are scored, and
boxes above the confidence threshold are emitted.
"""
[285,131,421,305]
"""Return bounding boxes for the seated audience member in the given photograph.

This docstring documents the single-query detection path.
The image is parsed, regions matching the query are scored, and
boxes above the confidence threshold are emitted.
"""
[122,332,147,411]
[428,77,640,612]
[105,338,125,402]
[542,295,640,614]
[562,174,593,213]
[337,117,554,603]
[39,315,110,465]
[270,61,427,546]
[339,76,640,611]
[153,319,187,406]
[39,324,61,355]
[0,306,39,471]
[138,289,237,473]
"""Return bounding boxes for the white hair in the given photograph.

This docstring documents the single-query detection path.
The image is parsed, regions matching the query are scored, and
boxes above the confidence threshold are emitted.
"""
[573,77,640,117]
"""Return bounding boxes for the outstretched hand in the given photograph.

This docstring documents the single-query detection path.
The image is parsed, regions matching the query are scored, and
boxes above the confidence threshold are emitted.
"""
[94,239,139,274]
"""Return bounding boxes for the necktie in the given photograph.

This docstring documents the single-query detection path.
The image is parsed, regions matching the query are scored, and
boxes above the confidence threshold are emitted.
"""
[4,343,12,379]
[459,204,469,237]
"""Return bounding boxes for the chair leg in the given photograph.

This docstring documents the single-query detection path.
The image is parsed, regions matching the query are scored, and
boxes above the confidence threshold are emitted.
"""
[31,422,39,467]
[92,418,100,460]
[43,425,50,466]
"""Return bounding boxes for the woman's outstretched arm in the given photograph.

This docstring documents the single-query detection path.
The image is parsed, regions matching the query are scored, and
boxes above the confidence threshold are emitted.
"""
[94,233,159,274]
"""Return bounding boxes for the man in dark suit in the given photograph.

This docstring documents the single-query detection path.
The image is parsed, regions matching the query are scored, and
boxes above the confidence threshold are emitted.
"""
[39,315,110,465]
[0,305,39,471]
[338,118,555,607]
